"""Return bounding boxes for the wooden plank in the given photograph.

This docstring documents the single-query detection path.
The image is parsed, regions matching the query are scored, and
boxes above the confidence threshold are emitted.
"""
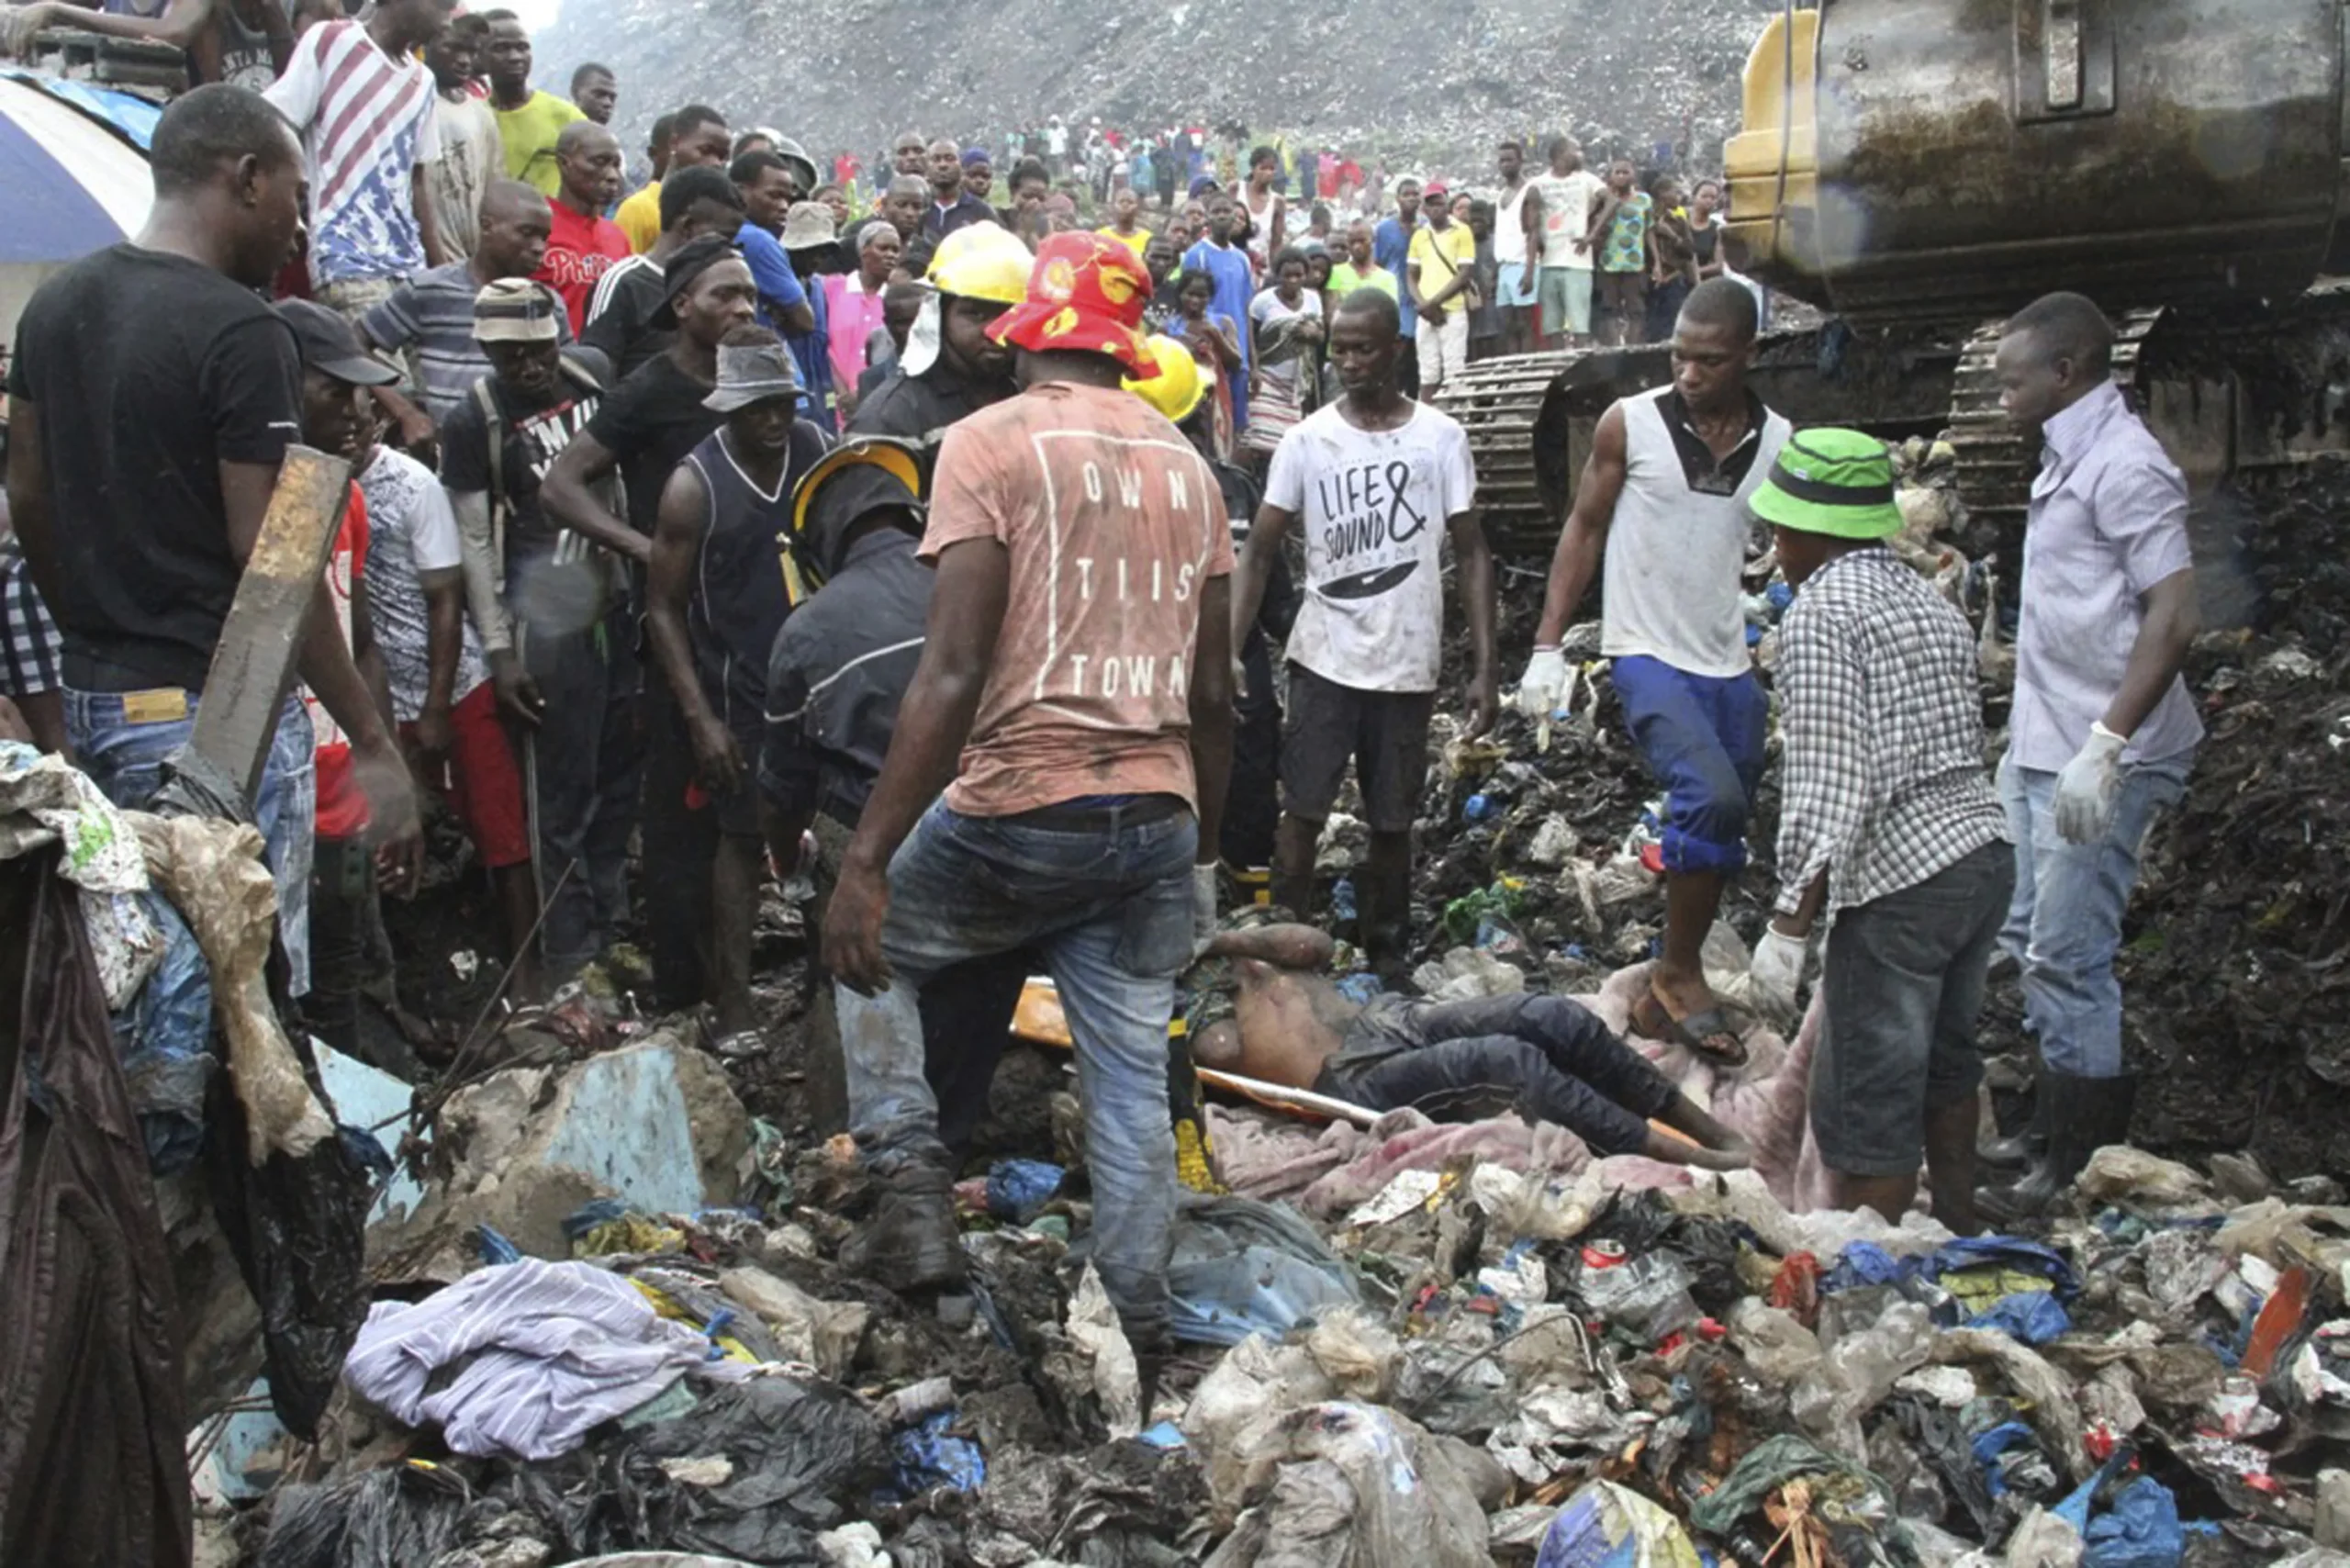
[185,446,353,809]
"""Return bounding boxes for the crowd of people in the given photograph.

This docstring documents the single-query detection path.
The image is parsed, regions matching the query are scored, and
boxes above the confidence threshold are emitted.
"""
[0,0,2198,1375]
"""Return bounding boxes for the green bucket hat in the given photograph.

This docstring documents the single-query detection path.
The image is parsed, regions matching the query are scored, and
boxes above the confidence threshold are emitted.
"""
[1751,428,1904,539]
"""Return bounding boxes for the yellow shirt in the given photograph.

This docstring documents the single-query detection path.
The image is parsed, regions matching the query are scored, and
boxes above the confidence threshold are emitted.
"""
[617,181,662,253]
[495,91,585,197]
[1095,225,1149,258]
[1408,223,1476,313]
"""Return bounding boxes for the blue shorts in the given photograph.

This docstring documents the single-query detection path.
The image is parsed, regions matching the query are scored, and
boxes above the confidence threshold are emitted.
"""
[1610,655,1766,876]
[1496,261,1538,308]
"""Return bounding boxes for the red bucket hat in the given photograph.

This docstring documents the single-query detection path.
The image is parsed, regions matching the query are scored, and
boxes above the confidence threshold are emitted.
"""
[986,231,1158,377]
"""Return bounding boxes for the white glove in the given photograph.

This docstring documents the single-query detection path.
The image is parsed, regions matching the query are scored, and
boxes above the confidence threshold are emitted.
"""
[1749,925,1809,1025]
[1192,863,1219,955]
[1517,646,1568,721]
[2053,722,2128,846]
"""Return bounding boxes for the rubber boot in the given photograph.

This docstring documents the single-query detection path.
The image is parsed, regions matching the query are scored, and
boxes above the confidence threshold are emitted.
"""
[840,1160,967,1293]
[1975,1070,2082,1225]
[1977,1072,2135,1225]
[1978,1087,2047,1171]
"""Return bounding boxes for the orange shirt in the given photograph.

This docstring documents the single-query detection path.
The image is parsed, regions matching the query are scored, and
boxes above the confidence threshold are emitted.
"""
[922,381,1235,818]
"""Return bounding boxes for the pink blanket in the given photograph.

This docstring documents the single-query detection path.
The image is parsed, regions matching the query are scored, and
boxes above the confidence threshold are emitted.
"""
[1206,964,1834,1215]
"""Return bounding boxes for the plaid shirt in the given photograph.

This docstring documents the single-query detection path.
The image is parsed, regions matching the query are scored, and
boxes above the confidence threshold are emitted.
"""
[1774,546,2006,916]
[0,535,60,699]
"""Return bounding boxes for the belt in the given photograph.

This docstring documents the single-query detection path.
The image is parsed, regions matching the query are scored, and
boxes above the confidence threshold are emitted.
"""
[1009,793,1189,833]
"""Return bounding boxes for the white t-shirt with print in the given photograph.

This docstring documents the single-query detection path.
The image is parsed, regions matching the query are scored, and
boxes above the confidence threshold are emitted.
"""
[359,446,488,720]
[1531,169,1607,270]
[1265,399,1477,694]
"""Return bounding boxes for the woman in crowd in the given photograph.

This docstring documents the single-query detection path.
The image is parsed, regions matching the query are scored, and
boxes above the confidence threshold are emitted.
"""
[823,218,902,419]
[1245,245,1324,463]
[1173,266,1243,458]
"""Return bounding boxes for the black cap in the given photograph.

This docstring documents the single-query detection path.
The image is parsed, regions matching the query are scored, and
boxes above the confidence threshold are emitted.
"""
[650,234,744,330]
[274,297,399,386]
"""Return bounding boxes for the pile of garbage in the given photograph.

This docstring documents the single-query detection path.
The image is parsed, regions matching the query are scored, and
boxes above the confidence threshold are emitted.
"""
[205,977,2350,1567]
[2114,462,2350,1179]
[539,0,1770,183]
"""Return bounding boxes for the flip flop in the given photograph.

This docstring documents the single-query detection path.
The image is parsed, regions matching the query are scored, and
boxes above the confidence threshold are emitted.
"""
[1631,991,1751,1070]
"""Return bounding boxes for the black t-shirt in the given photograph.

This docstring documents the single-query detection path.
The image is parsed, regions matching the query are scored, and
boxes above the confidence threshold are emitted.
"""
[6,243,302,690]
[586,352,724,537]
[438,349,605,555]
[578,261,673,383]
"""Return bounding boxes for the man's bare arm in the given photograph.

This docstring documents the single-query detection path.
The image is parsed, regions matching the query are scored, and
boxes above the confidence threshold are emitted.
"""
[1530,402,1626,645]
[2104,568,2199,739]
[539,431,654,563]
[1188,574,1233,865]
[1203,922,1336,969]
[6,398,61,610]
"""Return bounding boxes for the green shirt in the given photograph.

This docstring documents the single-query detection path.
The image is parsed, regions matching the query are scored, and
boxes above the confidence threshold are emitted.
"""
[495,90,585,198]
[1329,262,1397,300]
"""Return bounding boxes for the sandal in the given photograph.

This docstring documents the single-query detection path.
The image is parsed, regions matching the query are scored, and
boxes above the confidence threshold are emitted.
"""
[1631,991,1751,1070]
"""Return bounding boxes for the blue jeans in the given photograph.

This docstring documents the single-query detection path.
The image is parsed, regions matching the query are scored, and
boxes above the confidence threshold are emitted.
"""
[68,687,316,1171]
[1612,655,1768,876]
[836,797,1198,1338]
[1998,749,2192,1080]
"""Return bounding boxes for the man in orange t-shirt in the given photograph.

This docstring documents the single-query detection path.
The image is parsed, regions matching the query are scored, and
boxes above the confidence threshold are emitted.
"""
[822,234,1236,1350]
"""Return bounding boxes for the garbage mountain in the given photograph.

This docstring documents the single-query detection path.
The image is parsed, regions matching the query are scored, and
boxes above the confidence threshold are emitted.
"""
[536,0,1777,173]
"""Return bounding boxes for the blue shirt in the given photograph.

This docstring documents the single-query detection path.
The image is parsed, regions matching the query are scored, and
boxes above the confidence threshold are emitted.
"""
[1374,216,1418,338]
[736,222,811,329]
[1181,238,1256,429]
[789,277,837,437]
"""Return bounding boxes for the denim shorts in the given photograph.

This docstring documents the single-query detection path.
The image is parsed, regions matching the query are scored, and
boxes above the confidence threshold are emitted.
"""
[1810,841,2014,1176]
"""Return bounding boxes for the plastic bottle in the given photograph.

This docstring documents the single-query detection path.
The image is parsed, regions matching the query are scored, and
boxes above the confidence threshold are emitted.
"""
[1331,878,1357,923]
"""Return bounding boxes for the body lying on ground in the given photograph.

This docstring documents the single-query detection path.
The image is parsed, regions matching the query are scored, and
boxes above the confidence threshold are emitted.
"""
[1182,913,1751,1170]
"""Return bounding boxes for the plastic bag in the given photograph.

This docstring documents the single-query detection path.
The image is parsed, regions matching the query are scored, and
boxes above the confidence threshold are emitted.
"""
[601,1374,892,1561]
[205,1099,373,1438]
[1167,1193,1363,1347]
[1577,1253,1699,1343]
[1203,1402,1496,1568]
[986,1158,1065,1222]
[1305,1306,1401,1401]
[1533,1478,1701,1568]
[886,1409,987,1498]
[260,1462,470,1568]
[135,813,332,1162]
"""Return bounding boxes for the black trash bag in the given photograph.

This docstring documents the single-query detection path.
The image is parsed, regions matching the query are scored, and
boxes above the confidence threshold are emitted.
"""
[260,1462,471,1568]
[1663,1213,1747,1316]
[599,1375,893,1563]
[0,854,191,1568]
[478,1450,604,1558]
[204,1077,374,1437]
[1888,1394,1998,1540]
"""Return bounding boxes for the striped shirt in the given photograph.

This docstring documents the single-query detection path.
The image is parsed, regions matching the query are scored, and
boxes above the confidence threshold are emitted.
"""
[265,20,441,286]
[1774,546,2007,916]
[361,262,570,422]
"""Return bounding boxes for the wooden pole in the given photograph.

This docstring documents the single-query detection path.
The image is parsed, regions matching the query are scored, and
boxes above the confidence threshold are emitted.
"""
[185,445,352,809]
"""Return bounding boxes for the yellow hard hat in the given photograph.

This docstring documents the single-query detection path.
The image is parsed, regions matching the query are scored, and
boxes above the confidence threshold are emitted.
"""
[1123,334,1204,424]
[925,221,1033,306]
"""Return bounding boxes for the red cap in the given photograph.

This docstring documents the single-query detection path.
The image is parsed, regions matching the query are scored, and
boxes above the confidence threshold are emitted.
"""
[986,231,1158,377]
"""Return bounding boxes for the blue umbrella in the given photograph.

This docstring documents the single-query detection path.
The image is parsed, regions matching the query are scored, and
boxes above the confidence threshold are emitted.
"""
[0,71,153,266]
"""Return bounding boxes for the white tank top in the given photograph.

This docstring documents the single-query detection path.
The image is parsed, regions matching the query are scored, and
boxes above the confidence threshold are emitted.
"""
[1494,181,1531,265]
[1600,386,1790,678]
